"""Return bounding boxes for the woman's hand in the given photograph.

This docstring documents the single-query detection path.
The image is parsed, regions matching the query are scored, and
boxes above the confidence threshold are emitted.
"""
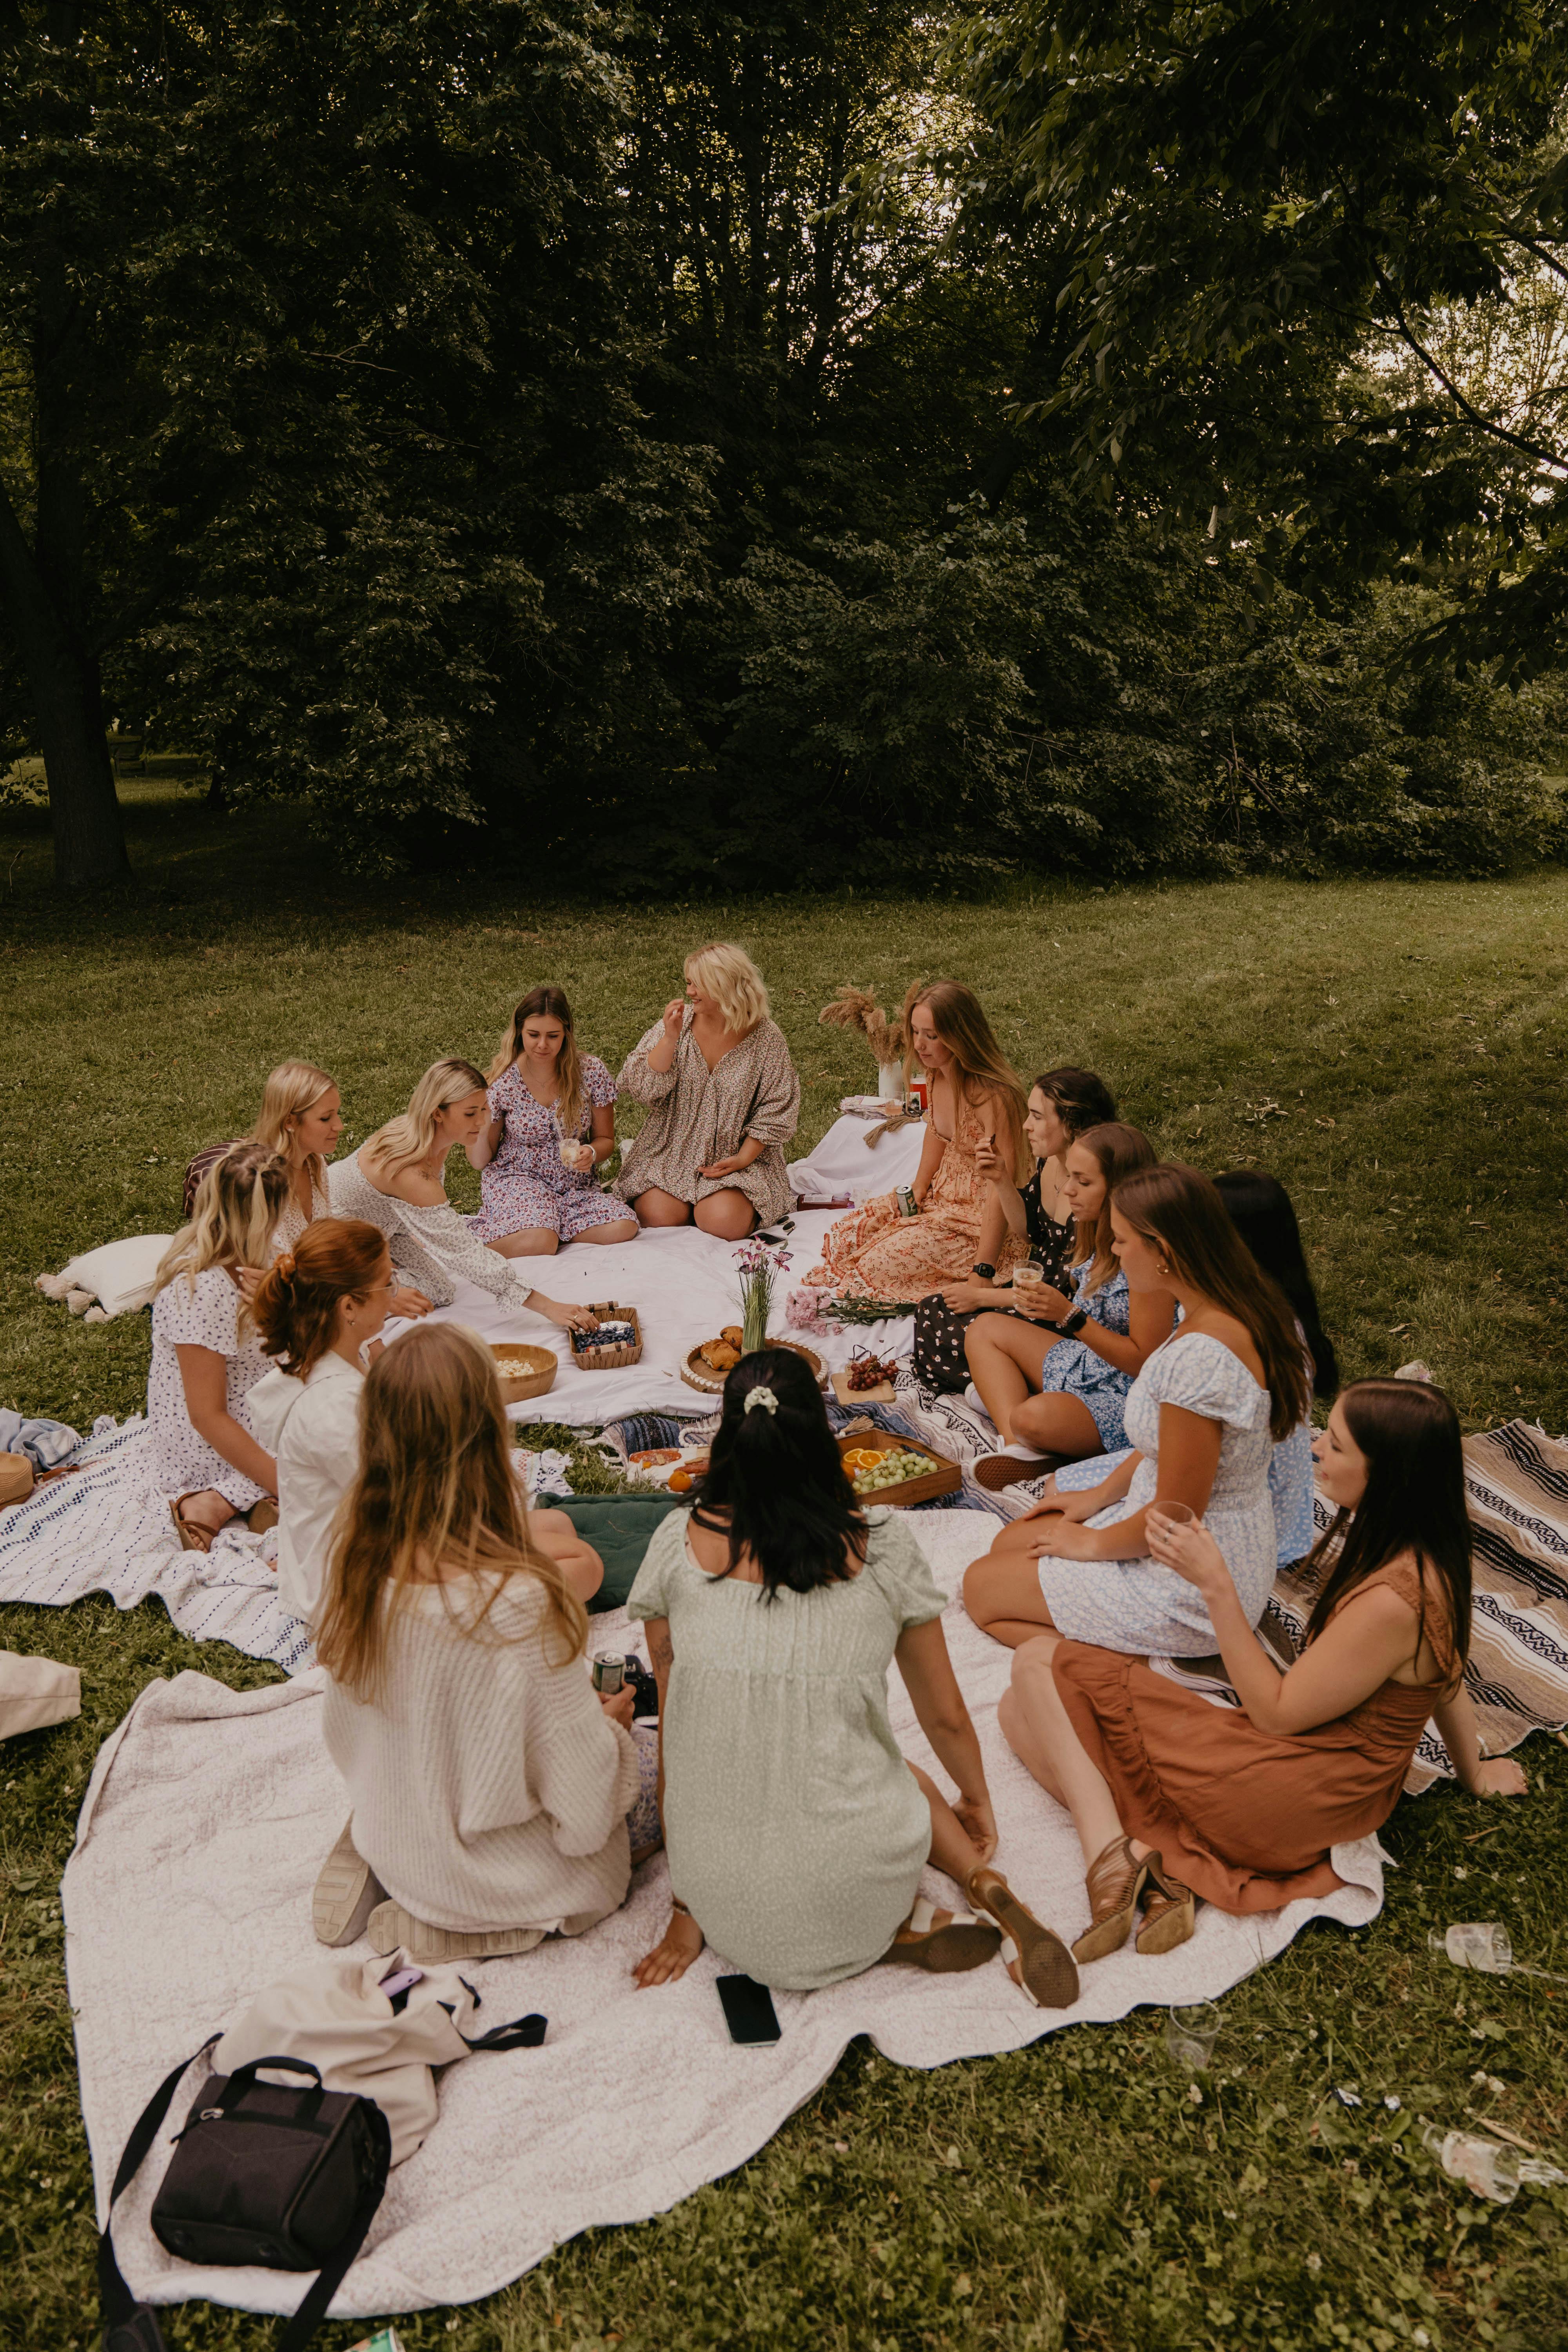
[1013,1515,1101,1560]
[953,1792,998,1867]
[1018,1487,1096,1526]
[661,997,687,1039]
[936,1278,990,1312]
[1145,1511,1230,1595]
[1014,1282,1074,1325]
[388,1286,432,1319]
[634,1904,706,1988]
[561,1140,595,1175]
[973,1133,1007,1182]
[1470,1756,1528,1797]
[698,1152,744,1179]
[534,1296,601,1334]
[235,1265,264,1302]
[597,1682,636,1731]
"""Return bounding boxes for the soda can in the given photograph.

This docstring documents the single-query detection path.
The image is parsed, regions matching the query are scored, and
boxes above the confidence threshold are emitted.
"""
[592,1653,627,1695]
[906,1071,931,1116]
[895,1183,918,1219]
[348,2332,407,2352]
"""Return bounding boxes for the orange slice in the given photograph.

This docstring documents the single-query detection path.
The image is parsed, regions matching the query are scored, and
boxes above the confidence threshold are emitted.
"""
[842,1447,886,1472]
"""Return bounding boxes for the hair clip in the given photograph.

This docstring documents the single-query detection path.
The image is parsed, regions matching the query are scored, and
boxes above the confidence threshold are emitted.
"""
[743,1384,778,1416]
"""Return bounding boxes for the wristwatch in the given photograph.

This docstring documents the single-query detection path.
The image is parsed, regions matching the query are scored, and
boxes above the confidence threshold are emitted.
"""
[1060,1306,1089,1338]
[970,1261,996,1280]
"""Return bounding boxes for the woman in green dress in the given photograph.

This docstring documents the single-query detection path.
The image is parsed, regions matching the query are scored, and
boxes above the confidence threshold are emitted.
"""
[626,1348,1078,2006]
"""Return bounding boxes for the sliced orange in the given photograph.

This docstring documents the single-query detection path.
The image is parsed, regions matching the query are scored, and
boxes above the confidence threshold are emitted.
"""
[842,1447,887,1472]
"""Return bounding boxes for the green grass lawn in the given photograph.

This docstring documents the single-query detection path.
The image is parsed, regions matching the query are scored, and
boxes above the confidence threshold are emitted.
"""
[1,783,1566,2352]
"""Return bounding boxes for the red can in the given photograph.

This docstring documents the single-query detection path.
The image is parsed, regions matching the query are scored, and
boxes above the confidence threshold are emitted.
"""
[906,1071,931,1116]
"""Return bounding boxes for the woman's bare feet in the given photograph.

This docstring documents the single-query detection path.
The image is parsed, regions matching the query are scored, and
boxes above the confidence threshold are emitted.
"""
[633,1902,704,1987]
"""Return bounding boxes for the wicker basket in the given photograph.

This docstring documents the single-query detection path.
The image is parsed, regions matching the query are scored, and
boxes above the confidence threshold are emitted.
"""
[569,1303,644,1371]
[488,1342,558,1404]
[835,1430,961,1507]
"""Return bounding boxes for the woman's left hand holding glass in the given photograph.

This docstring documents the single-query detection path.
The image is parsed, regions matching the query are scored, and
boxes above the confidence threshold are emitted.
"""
[1013,1282,1074,1324]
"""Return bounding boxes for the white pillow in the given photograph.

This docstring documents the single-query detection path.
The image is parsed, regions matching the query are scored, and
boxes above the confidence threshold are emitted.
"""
[60,1234,174,1317]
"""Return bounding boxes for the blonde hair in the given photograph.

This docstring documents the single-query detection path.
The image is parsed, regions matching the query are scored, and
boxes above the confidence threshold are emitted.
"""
[485,986,584,1141]
[155,1141,293,1299]
[684,942,769,1036]
[903,980,1027,1178]
[252,1060,337,1192]
[315,1323,587,1702]
[361,1058,489,1180]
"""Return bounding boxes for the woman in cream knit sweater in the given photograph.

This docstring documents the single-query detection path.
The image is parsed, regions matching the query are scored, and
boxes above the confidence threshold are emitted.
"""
[310,1322,657,1963]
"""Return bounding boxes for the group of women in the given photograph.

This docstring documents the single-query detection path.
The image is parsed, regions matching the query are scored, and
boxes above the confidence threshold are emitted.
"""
[141,947,1525,2003]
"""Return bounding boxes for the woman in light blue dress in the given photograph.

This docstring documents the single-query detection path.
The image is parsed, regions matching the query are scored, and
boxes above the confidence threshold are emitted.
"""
[963,1167,1312,1657]
[965,1123,1175,1493]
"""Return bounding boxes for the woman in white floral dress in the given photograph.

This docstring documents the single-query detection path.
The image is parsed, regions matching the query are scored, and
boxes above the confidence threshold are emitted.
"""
[148,1141,294,1550]
[963,1166,1311,1658]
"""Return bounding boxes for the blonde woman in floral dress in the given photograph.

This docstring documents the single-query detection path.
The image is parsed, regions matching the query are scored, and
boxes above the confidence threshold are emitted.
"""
[804,982,1029,1305]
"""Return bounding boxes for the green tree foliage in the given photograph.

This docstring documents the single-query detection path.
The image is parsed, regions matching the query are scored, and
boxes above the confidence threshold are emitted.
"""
[0,0,1563,888]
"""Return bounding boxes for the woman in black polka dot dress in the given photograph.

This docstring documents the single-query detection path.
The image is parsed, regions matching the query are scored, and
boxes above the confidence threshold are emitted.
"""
[911,1069,1118,1394]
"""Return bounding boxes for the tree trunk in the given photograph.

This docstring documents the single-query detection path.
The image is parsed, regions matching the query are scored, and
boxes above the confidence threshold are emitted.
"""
[0,485,129,889]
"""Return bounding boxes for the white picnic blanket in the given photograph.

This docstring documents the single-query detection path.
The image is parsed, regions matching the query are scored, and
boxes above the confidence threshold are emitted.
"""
[412,1207,914,1423]
[66,1512,1385,2326]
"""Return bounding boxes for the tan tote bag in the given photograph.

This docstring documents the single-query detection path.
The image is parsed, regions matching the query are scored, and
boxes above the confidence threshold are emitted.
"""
[212,1951,545,2166]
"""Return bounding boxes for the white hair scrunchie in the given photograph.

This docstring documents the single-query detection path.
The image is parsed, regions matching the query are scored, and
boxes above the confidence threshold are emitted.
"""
[743,1384,778,1416]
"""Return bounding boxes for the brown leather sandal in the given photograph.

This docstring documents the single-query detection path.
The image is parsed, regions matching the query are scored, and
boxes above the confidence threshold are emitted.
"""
[1071,1834,1151,1962]
[245,1496,279,1535]
[887,1898,1002,1975]
[169,1494,218,1554]
[966,1867,1080,2007]
[1135,1856,1196,1954]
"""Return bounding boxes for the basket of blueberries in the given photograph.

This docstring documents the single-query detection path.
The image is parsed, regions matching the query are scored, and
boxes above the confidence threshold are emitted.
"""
[568,1304,644,1370]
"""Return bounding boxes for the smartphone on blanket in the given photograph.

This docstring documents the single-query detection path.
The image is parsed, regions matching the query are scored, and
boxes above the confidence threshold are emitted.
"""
[717,1974,782,2045]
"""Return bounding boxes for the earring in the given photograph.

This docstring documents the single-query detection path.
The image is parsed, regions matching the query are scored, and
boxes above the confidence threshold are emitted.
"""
[1157,1260,1171,1276]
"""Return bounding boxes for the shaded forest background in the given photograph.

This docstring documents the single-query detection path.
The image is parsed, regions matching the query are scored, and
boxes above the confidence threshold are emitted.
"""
[5,1,1568,892]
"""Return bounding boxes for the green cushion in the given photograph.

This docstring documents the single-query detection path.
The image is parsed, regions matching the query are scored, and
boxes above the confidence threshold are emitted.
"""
[554,1492,685,1613]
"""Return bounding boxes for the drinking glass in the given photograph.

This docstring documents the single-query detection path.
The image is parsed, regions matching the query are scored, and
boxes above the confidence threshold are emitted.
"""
[1429,1922,1513,1974]
[1165,2000,1222,2070]
[1152,1499,1199,1531]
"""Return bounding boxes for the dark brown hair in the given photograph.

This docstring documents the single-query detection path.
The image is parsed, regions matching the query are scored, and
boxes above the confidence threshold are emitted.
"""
[1303,1379,1470,1682]
[1111,1163,1311,1441]
[691,1347,868,1600]
[486,985,584,1139]
[252,1217,390,1382]
[1033,1066,1119,1139]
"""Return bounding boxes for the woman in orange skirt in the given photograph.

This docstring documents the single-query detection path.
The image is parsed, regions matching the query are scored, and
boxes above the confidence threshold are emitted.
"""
[997,1378,1527,1959]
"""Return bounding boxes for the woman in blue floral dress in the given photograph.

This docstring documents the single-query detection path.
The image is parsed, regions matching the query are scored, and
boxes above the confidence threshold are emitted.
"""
[467,987,639,1256]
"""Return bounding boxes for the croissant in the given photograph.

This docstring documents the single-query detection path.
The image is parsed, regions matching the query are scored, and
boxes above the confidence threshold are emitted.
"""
[701,1339,741,1371]
[720,1325,744,1349]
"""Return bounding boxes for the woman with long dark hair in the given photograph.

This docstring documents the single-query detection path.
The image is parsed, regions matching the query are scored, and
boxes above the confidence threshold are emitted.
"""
[628,1348,1079,2007]
[964,1165,1308,1652]
[468,985,637,1256]
[998,1378,1524,1960]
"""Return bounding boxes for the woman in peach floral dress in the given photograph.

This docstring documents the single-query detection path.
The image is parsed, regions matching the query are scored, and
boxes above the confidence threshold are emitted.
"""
[804,982,1029,1305]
